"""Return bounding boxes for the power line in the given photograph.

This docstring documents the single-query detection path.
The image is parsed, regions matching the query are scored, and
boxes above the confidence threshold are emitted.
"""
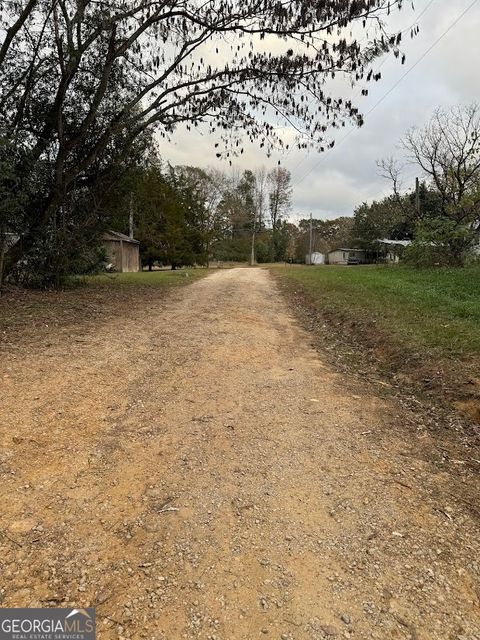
[287,0,437,175]
[292,0,479,188]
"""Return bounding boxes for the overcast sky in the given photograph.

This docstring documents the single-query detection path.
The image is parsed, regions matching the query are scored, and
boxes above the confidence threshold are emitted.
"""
[158,0,480,222]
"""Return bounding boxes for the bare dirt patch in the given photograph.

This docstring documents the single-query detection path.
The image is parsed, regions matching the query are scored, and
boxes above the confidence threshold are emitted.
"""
[0,272,202,352]
[1,268,479,639]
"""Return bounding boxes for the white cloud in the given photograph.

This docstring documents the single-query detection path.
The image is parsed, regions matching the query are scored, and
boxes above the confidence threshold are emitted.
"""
[157,0,480,221]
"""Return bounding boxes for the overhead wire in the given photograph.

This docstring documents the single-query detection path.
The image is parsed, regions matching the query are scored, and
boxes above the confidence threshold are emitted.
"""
[286,0,438,176]
[291,0,479,193]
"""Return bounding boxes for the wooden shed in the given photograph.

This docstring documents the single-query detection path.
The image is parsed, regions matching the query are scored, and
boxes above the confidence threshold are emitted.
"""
[103,231,140,273]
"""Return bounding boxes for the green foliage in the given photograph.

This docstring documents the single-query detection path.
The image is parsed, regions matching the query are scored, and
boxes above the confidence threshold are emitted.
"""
[272,221,296,262]
[376,104,480,267]
[217,170,256,237]
[104,159,211,270]
[254,237,272,263]
[351,171,480,267]
[9,224,108,288]
[268,167,292,261]
[237,170,256,228]
[2,121,155,287]
[213,237,251,262]
[404,217,479,267]
[0,138,29,235]
[210,169,264,262]
[3,1,406,286]
[352,197,411,248]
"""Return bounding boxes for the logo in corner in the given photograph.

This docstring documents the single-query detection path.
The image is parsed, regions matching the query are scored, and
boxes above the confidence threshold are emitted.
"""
[0,607,96,640]
[65,609,92,619]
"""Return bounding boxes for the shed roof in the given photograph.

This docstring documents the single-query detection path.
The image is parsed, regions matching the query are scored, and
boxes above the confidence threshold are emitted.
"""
[103,230,140,245]
[329,248,365,253]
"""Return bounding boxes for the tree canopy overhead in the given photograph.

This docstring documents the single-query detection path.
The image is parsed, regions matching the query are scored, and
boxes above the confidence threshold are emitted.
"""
[1,0,407,167]
[1,0,408,284]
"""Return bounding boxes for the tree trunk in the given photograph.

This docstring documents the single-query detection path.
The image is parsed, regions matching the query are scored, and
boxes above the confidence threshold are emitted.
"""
[0,240,6,295]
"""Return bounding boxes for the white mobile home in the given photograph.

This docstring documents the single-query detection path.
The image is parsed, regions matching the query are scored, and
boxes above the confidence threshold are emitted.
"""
[328,248,367,265]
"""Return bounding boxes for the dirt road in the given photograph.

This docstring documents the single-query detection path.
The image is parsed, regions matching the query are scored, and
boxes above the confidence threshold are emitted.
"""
[1,268,479,639]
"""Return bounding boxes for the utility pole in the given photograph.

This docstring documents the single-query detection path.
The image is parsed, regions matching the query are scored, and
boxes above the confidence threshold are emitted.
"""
[129,193,134,239]
[250,212,256,266]
[308,212,313,264]
[415,177,420,217]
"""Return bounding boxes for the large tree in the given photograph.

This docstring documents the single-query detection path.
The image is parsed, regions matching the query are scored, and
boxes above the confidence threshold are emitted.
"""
[380,104,480,264]
[268,167,292,228]
[170,165,229,266]
[104,159,212,270]
[352,195,414,248]
[403,104,480,264]
[254,167,268,232]
[268,166,292,260]
[1,0,407,280]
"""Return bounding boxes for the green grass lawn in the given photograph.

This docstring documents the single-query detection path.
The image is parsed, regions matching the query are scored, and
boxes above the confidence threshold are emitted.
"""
[88,268,208,288]
[273,265,480,357]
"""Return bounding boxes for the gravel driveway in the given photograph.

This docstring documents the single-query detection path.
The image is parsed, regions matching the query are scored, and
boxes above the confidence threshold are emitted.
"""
[1,268,478,639]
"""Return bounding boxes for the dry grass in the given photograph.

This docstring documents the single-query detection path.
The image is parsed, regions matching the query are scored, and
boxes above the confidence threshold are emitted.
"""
[0,269,209,349]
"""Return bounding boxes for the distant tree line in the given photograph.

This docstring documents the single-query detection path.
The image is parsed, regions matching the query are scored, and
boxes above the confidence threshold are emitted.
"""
[105,159,295,268]
[300,104,480,267]
[379,104,480,266]
[0,0,406,287]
